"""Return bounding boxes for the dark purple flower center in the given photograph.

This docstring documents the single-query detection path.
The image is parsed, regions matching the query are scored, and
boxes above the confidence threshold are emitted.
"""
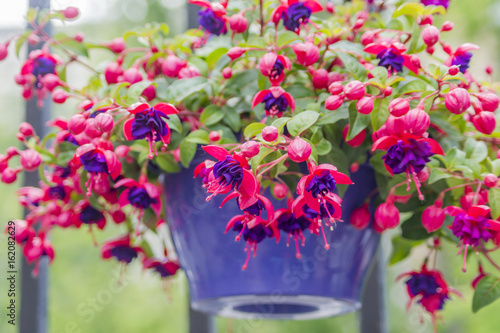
[421,0,450,9]
[32,57,56,88]
[376,49,405,72]
[80,150,109,174]
[131,108,170,142]
[277,211,311,234]
[302,202,335,220]
[282,2,312,32]
[127,186,157,209]
[452,52,473,73]
[198,8,227,36]
[232,221,273,243]
[89,110,106,118]
[241,199,265,216]
[153,264,173,278]
[64,134,79,146]
[213,156,243,189]
[80,205,104,224]
[54,166,71,178]
[452,213,492,247]
[383,139,433,174]
[406,273,440,296]
[262,93,289,116]
[305,170,336,198]
[48,185,66,200]
[109,245,138,263]
[269,59,285,79]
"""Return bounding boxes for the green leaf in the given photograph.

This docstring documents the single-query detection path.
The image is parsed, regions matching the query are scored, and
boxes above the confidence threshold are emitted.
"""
[200,105,225,126]
[371,98,389,131]
[206,47,229,69]
[26,7,38,22]
[287,111,320,136]
[127,81,154,99]
[397,79,427,94]
[473,275,500,313]
[271,117,291,133]
[401,211,431,240]
[337,52,367,80]
[165,114,182,133]
[428,168,452,184]
[393,2,425,18]
[222,106,241,132]
[179,140,197,168]
[347,102,371,141]
[390,236,417,265]
[317,107,349,125]
[250,147,273,172]
[489,188,500,220]
[185,130,210,144]
[315,139,332,156]
[371,67,388,84]
[277,30,302,47]
[109,82,131,101]
[465,138,488,163]
[244,122,266,138]
[155,154,180,173]
[164,77,208,103]
[15,30,31,57]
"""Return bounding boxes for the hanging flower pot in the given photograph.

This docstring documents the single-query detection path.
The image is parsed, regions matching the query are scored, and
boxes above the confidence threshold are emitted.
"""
[164,151,380,319]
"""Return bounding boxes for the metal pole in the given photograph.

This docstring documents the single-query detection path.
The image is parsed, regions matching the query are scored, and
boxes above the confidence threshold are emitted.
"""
[19,0,51,332]
[360,248,388,333]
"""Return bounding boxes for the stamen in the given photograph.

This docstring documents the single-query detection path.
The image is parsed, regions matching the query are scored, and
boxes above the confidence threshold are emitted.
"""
[319,221,330,250]
[294,234,301,259]
[242,242,252,270]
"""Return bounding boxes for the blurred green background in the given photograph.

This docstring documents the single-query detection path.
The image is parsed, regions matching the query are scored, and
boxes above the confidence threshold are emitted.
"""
[2,0,500,332]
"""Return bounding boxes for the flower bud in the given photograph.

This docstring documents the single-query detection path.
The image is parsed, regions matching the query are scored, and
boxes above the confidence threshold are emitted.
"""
[384,87,393,97]
[426,46,435,55]
[486,66,493,75]
[273,183,288,199]
[52,89,68,104]
[22,87,33,100]
[288,137,312,163]
[114,145,130,158]
[228,14,248,33]
[6,147,19,158]
[112,210,126,224]
[104,62,124,84]
[356,96,374,114]
[84,119,102,138]
[2,168,18,184]
[350,204,371,230]
[422,204,445,233]
[178,66,200,79]
[386,115,405,136]
[62,6,79,19]
[472,111,496,135]
[262,126,278,142]
[476,92,500,112]
[460,191,486,211]
[419,15,433,26]
[122,68,143,84]
[0,155,7,172]
[374,203,400,233]
[328,82,343,95]
[162,55,185,78]
[94,113,114,132]
[343,125,366,147]
[360,31,376,46]
[20,149,41,172]
[0,43,8,61]
[68,114,86,135]
[404,108,430,136]
[209,131,221,141]
[441,21,454,32]
[227,47,246,60]
[445,88,470,114]
[344,80,365,100]
[417,168,429,182]
[325,95,344,111]
[388,98,410,117]
[484,174,498,188]
[312,69,329,90]
[326,1,335,13]
[19,122,34,137]
[108,38,125,53]
[410,54,421,69]
[74,32,84,43]
[292,42,319,67]
[448,66,459,76]
[141,84,156,101]
[40,73,62,92]
[422,26,440,47]
[222,67,232,79]
[241,141,260,158]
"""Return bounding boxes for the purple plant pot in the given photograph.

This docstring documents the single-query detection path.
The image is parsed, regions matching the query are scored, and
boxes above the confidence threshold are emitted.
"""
[164,149,380,320]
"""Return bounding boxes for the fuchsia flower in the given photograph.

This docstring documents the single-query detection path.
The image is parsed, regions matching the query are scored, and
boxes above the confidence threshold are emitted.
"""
[397,263,460,325]
[445,205,500,272]
[364,42,419,74]
[23,233,55,275]
[259,53,291,85]
[123,102,178,158]
[372,132,443,199]
[142,257,180,278]
[76,200,107,230]
[251,86,295,118]
[272,0,324,33]
[421,0,450,9]
[75,143,122,196]
[292,42,320,66]
[189,0,228,36]
[101,235,143,264]
[115,175,162,234]
[444,43,479,73]
[275,200,313,259]
[292,162,352,249]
